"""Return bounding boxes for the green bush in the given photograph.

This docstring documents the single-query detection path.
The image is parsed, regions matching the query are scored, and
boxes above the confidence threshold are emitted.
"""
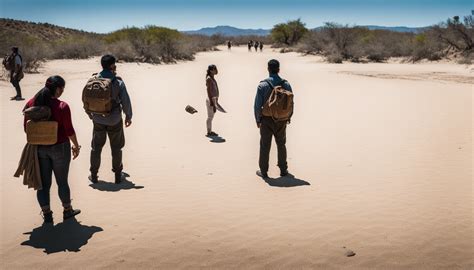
[271,19,308,46]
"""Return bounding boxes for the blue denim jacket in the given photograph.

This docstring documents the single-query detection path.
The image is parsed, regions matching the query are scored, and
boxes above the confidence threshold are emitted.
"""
[254,73,292,123]
[92,70,133,126]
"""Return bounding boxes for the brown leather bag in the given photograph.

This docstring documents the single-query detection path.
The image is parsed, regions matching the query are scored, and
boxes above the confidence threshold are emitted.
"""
[82,74,118,116]
[262,80,294,122]
[26,120,58,145]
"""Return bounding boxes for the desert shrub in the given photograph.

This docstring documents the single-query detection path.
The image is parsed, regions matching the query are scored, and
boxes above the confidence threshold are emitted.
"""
[410,32,443,61]
[297,13,473,63]
[271,19,308,46]
[105,40,140,62]
[1,19,219,72]
[51,35,104,59]
[105,26,216,64]
[432,15,473,52]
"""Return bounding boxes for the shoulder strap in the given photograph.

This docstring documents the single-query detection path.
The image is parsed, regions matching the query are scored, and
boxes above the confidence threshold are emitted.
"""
[264,79,287,89]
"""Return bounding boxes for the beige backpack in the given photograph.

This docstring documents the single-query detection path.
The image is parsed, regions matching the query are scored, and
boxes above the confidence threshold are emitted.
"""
[82,74,119,116]
[262,80,294,122]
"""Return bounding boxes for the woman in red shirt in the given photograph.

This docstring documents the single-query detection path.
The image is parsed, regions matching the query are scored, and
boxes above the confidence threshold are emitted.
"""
[24,76,81,224]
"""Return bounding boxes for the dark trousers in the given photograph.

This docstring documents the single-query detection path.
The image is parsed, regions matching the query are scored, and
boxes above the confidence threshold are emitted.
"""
[90,120,125,175]
[37,141,72,208]
[259,116,288,173]
[10,76,22,97]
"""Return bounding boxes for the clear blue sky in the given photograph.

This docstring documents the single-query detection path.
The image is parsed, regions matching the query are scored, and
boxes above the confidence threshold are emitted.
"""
[0,0,472,33]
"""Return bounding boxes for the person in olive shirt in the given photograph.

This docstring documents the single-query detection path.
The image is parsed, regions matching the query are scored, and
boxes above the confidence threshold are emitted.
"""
[254,59,293,179]
[88,55,133,184]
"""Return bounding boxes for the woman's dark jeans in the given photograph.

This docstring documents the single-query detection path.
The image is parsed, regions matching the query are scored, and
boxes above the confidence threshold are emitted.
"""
[37,141,71,208]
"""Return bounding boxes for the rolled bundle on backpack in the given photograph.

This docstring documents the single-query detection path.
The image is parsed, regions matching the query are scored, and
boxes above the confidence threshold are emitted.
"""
[23,106,51,121]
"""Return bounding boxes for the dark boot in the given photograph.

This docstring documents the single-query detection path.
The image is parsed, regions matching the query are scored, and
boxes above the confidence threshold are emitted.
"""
[280,169,289,177]
[256,170,269,179]
[115,172,123,184]
[88,174,98,184]
[63,208,81,220]
[42,211,53,224]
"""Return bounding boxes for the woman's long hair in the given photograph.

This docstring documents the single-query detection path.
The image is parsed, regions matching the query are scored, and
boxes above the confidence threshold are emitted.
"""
[33,76,66,107]
[206,64,216,79]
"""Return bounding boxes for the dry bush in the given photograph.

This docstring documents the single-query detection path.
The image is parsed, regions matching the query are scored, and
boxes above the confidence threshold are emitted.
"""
[297,13,473,63]
[105,40,140,62]
[51,35,104,59]
[105,26,217,64]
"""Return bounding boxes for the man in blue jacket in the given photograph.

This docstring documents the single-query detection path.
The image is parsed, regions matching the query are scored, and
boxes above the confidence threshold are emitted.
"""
[88,55,133,184]
[254,59,292,179]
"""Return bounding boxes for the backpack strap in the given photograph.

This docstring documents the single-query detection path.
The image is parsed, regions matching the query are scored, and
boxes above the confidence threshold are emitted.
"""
[264,79,287,90]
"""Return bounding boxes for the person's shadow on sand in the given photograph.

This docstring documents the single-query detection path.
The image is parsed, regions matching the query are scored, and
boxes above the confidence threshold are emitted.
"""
[89,172,144,192]
[89,179,144,192]
[262,173,310,187]
[208,135,226,143]
[21,218,103,254]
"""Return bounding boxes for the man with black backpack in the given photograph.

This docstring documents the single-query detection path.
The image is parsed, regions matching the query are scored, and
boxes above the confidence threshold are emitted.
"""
[3,47,24,101]
[254,59,293,179]
[84,55,133,184]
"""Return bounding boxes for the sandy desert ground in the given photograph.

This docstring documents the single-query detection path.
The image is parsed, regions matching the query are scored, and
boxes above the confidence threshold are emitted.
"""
[0,46,472,269]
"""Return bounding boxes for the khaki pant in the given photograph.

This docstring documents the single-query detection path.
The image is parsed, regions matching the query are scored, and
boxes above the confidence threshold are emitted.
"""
[206,99,216,133]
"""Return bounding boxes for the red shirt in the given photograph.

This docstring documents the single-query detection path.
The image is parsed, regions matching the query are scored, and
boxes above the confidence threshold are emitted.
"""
[24,98,76,144]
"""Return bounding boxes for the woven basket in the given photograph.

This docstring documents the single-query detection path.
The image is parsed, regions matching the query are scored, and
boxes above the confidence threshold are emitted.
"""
[26,121,58,145]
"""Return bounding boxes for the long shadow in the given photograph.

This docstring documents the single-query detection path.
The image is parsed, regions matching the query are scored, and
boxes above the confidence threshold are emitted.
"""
[262,173,311,187]
[89,178,144,192]
[208,135,226,143]
[21,218,103,254]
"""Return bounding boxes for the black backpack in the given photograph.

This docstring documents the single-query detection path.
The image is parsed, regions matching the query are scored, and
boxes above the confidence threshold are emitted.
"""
[2,54,15,71]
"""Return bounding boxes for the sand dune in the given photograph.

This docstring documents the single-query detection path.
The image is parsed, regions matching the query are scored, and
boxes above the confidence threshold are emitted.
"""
[1,46,472,269]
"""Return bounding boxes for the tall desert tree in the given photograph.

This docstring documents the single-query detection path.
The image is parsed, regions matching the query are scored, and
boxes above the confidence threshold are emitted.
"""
[271,19,308,46]
[432,15,473,52]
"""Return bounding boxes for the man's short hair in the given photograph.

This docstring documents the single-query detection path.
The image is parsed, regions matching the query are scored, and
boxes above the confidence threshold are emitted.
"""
[11,47,19,53]
[268,59,280,74]
[101,54,116,70]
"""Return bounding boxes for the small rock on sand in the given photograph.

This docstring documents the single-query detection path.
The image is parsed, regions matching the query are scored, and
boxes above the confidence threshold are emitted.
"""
[345,250,356,257]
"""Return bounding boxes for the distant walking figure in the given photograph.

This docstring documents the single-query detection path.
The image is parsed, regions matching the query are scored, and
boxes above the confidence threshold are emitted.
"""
[254,59,294,179]
[227,41,232,50]
[248,40,253,51]
[259,42,263,52]
[85,55,133,184]
[21,76,82,223]
[205,64,220,137]
[3,47,24,100]
[254,41,259,52]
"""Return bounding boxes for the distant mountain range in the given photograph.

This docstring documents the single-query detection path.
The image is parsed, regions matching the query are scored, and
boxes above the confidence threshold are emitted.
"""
[183,26,270,36]
[183,25,426,36]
